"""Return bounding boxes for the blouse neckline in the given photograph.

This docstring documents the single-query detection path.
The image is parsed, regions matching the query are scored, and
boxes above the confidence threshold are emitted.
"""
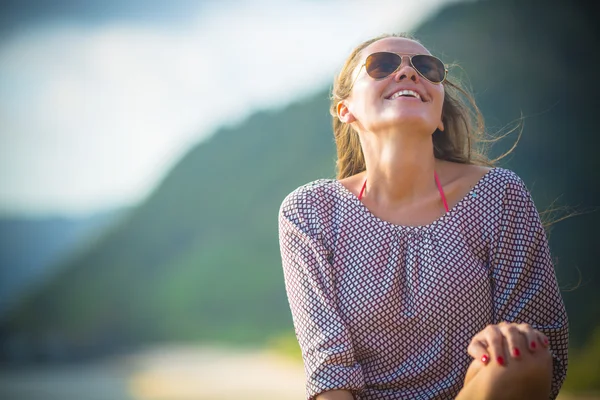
[332,167,498,232]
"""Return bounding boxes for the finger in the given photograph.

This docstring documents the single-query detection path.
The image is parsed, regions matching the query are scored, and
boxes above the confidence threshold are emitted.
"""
[481,324,507,366]
[538,331,550,348]
[498,322,527,361]
[516,323,541,353]
[467,337,491,365]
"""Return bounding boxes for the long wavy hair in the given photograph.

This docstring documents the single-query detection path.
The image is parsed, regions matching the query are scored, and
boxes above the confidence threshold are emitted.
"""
[329,32,518,180]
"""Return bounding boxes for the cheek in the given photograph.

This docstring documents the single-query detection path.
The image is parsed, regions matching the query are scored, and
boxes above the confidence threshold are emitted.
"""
[353,93,378,120]
[433,89,445,116]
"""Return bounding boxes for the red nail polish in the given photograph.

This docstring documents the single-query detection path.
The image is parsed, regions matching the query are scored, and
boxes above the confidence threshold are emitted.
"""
[497,356,504,365]
[481,354,489,364]
[513,348,520,357]
[531,341,537,349]
[543,337,549,345]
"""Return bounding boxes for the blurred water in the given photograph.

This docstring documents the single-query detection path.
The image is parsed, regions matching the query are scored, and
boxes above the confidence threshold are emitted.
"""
[0,360,134,400]
[0,344,305,400]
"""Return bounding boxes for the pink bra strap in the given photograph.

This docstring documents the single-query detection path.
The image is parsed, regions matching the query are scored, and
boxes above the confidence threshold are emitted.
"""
[358,178,367,201]
[434,171,449,213]
[358,171,450,213]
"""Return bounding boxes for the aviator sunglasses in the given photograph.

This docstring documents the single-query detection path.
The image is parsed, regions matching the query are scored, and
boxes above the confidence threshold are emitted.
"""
[358,52,448,84]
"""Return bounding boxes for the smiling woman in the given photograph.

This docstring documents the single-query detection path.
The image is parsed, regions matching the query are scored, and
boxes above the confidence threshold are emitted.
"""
[331,33,490,182]
[279,33,568,399]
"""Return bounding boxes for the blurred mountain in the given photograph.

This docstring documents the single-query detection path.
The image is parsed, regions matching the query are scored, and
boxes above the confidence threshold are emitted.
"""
[1,0,598,363]
[0,210,127,318]
[0,96,337,361]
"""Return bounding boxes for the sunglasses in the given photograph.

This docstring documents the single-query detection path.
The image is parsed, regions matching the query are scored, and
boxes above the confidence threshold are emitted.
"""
[359,52,448,84]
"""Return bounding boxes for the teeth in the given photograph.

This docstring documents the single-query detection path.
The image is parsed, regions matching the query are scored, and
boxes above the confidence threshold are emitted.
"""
[390,89,421,100]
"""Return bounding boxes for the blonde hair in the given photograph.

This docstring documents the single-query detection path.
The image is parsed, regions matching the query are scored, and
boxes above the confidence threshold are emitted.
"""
[330,33,515,179]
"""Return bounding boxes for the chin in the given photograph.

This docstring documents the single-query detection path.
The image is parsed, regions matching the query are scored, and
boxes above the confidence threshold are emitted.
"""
[379,111,437,133]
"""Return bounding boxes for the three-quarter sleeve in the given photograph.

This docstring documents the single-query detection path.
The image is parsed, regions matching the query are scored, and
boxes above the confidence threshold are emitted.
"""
[279,189,365,400]
[489,176,569,399]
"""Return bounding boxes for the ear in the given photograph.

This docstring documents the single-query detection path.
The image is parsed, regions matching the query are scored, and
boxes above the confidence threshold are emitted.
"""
[337,100,356,124]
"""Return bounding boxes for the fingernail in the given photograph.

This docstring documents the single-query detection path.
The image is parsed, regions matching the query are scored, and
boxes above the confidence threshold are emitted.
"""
[481,354,489,364]
[543,337,549,346]
[497,356,504,366]
[531,341,537,349]
[513,348,520,357]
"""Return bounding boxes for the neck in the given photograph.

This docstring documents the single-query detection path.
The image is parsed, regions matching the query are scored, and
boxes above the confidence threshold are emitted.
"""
[359,129,439,207]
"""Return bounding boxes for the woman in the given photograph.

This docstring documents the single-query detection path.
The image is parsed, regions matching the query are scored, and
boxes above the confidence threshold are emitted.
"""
[278,33,568,399]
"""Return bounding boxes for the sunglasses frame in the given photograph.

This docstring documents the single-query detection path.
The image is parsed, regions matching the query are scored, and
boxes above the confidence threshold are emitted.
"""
[352,52,448,88]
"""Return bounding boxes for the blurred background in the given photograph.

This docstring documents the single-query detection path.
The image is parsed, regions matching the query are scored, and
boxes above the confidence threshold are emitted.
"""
[0,0,598,398]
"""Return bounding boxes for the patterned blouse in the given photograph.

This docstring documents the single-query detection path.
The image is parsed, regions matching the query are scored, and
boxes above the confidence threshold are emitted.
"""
[278,167,568,399]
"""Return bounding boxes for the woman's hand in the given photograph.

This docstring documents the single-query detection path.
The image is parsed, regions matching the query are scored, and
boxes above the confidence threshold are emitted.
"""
[460,322,554,399]
[467,322,550,366]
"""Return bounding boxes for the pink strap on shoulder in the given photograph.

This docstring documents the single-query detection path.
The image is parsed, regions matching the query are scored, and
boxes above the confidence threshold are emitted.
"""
[358,179,367,201]
[434,171,449,213]
[359,172,449,213]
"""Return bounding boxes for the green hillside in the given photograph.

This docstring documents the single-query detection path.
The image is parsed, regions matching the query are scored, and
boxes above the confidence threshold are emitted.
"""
[1,0,598,380]
[1,97,336,350]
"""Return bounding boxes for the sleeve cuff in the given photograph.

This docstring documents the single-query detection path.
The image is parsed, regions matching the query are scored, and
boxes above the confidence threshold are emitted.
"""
[306,362,365,400]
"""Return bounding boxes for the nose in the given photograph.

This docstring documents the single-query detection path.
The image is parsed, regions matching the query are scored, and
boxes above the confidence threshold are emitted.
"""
[393,55,420,83]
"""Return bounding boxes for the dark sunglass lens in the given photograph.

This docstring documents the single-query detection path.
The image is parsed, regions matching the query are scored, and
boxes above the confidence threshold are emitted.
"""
[365,52,402,79]
[412,55,445,83]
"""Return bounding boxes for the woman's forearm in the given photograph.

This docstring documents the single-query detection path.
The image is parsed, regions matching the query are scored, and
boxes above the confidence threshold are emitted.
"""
[316,389,355,400]
[457,350,552,400]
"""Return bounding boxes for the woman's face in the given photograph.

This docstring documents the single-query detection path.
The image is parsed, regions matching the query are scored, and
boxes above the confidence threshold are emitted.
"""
[339,37,445,136]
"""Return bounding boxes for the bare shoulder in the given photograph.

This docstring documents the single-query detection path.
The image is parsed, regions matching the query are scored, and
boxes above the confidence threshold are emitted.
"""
[337,171,367,197]
[437,161,493,206]
[438,161,492,188]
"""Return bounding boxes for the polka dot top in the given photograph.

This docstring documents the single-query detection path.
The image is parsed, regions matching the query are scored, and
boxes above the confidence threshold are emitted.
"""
[278,167,568,400]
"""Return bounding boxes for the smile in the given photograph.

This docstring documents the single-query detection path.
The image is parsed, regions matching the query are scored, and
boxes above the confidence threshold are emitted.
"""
[388,89,421,101]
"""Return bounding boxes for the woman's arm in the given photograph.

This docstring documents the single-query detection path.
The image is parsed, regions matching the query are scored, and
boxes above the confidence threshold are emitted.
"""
[279,188,364,400]
[486,174,569,398]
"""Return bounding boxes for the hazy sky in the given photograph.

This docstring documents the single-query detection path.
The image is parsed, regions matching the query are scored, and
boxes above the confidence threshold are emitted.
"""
[0,0,459,216]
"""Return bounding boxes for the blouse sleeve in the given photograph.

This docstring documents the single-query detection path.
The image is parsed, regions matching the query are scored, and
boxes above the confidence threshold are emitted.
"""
[278,189,365,400]
[489,175,569,399]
